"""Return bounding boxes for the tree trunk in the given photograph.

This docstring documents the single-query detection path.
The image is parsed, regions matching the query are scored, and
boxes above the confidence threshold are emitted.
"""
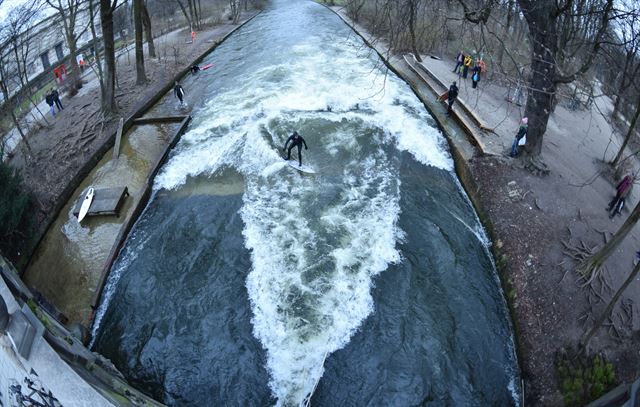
[496,0,514,68]
[100,0,118,113]
[57,5,83,95]
[407,0,421,62]
[581,260,640,348]
[611,94,640,168]
[65,32,83,95]
[187,0,196,29]
[581,201,640,276]
[175,0,193,31]
[10,109,32,156]
[519,0,558,158]
[134,0,146,85]
[142,2,156,58]
[89,0,105,97]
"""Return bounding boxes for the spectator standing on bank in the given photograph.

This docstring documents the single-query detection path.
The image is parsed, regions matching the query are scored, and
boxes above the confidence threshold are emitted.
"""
[462,55,473,79]
[453,51,464,73]
[510,117,528,157]
[608,174,634,218]
[45,91,56,117]
[471,63,481,89]
[52,88,63,111]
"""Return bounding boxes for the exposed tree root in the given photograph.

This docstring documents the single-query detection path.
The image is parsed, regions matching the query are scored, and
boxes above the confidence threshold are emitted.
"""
[524,154,550,176]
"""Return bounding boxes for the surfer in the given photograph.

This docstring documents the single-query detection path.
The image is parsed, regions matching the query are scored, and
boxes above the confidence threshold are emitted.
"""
[174,81,185,105]
[190,65,200,74]
[283,131,308,167]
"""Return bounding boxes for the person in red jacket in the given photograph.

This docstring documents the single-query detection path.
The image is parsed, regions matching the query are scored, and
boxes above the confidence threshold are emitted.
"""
[608,174,634,218]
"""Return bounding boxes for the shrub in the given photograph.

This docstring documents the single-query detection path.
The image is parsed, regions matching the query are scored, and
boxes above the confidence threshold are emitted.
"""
[0,157,33,258]
[556,349,616,406]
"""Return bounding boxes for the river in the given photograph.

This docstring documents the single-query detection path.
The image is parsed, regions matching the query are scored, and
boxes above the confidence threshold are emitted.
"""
[92,1,521,405]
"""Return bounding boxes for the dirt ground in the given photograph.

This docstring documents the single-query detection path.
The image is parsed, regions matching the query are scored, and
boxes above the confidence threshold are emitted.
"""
[7,14,256,265]
[430,52,640,406]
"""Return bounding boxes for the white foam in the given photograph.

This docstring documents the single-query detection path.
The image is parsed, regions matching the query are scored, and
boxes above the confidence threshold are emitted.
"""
[242,152,402,405]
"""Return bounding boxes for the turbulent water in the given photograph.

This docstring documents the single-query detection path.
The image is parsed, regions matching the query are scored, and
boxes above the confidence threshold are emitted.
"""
[92,1,521,405]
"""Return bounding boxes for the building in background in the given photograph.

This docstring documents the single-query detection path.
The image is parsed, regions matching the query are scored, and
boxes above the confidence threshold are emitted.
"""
[0,3,102,105]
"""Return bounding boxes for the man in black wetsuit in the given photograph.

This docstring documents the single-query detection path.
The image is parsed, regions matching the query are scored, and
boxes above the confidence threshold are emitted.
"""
[174,81,185,105]
[447,81,459,115]
[283,131,308,167]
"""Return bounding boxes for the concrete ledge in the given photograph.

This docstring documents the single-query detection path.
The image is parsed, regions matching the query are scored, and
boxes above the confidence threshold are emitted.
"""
[411,55,494,133]
[92,116,192,311]
[403,54,490,154]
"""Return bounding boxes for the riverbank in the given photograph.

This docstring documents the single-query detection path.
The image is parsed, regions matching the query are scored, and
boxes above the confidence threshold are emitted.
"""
[326,4,640,406]
[7,11,260,272]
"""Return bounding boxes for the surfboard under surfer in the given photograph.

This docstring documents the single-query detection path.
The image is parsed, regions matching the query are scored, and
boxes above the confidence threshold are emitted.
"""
[283,131,308,167]
[174,81,185,106]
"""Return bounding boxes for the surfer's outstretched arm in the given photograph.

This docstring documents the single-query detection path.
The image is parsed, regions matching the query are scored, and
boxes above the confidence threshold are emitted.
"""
[302,137,308,150]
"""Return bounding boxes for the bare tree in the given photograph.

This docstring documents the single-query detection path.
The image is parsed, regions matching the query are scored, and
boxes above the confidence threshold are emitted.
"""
[611,94,640,168]
[88,0,105,96]
[229,0,240,24]
[142,1,156,58]
[175,0,193,30]
[456,0,624,173]
[580,200,640,277]
[100,0,119,113]
[581,260,640,348]
[46,0,93,95]
[133,0,147,84]
[608,1,640,120]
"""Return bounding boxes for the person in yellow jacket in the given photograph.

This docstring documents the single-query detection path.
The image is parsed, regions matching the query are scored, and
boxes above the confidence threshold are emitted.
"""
[462,55,473,79]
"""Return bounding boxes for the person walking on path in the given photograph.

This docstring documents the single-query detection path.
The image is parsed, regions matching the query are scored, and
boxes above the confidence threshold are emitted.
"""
[462,55,473,79]
[283,131,308,167]
[510,117,528,157]
[174,81,185,106]
[52,88,63,111]
[45,91,56,117]
[453,51,464,73]
[608,174,634,218]
[446,81,459,115]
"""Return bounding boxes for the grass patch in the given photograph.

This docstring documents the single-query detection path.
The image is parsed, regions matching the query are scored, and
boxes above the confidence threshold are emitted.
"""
[556,349,616,406]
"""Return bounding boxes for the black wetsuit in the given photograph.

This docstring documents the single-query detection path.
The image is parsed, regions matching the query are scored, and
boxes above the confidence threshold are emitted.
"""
[174,84,185,103]
[448,83,459,113]
[283,133,308,166]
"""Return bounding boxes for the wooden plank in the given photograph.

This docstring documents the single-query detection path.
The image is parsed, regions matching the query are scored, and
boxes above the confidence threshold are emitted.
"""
[72,187,129,217]
[112,117,124,160]
[133,115,189,125]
